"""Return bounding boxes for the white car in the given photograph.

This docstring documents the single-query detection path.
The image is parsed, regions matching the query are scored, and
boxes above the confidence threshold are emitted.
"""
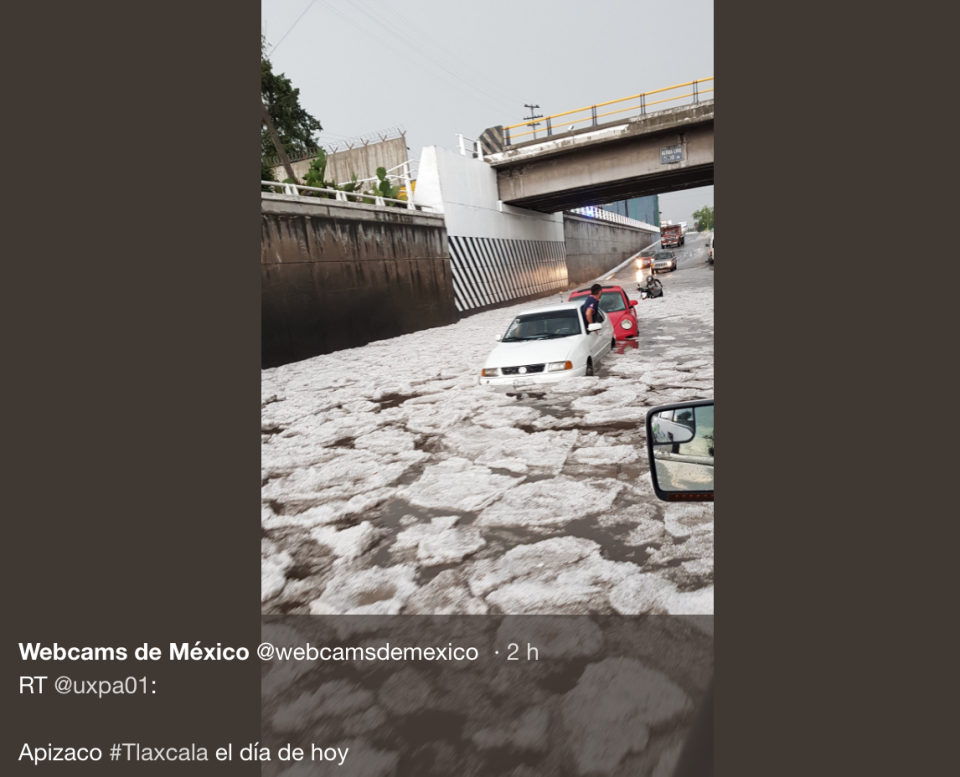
[480,301,615,386]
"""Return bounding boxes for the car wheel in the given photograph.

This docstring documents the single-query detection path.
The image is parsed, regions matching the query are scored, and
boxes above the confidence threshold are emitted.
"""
[611,337,616,350]
[585,358,594,377]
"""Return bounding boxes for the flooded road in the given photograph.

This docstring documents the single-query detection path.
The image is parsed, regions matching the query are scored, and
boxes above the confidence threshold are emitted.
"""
[261,233,714,615]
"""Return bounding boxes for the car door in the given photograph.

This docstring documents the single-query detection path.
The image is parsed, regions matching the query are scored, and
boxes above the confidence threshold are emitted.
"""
[602,309,615,356]
[590,309,607,361]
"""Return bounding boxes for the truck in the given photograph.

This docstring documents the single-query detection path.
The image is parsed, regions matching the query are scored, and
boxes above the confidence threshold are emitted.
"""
[661,223,685,248]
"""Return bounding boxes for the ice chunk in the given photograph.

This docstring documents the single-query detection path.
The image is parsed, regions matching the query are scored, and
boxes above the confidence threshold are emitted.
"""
[571,386,638,411]
[579,405,647,427]
[569,445,639,466]
[468,536,641,613]
[471,404,542,429]
[468,537,597,598]
[609,574,714,615]
[399,458,523,512]
[476,477,623,530]
[309,564,418,615]
[353,427,420,453]
[560,658,692,774]
[394,516,486,566]
[444,426,579,475]
[271,679,373,732]
[404,570,489,614]
[472,707,549,751]
[311,522,382,561]
[261,540,292,603]
[663,502,714,537]
[262,449,424,507]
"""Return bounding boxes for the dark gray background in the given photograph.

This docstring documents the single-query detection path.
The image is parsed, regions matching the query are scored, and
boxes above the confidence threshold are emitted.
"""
[5,0,940,775]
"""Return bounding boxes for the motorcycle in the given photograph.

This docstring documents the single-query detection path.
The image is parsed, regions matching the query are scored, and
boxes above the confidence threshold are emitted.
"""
[638,278,664,300]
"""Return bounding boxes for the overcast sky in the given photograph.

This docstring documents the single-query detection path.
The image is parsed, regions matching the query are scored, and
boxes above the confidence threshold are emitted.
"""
[262,0,713,224]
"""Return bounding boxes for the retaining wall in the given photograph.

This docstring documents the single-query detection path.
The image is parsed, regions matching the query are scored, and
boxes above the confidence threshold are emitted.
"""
[261,195,454,368]
[414,146,568,315]
[562,213,660,286]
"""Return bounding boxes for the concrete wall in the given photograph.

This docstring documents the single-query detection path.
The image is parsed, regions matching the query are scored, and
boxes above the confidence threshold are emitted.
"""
[261,195,454,368]
[414,146,568,315]
[272,137,408,186]
[562,213,660,286]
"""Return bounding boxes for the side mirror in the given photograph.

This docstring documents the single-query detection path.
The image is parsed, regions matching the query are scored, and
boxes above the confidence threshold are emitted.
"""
[629,300,638,307]
[587,323,602,332]
[494,334,502,341]
[645,399,714,501]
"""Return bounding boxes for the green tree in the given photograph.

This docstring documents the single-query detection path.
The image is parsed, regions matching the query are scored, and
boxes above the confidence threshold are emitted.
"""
[261,35,322,168]
[692,205,714,231]
[261,158,277,191]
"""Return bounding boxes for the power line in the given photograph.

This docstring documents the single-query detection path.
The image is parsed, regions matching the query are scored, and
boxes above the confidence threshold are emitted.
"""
[338,0,516,113]
[270,0,316,54]
[315,0,511,116]
[366,0,527,105]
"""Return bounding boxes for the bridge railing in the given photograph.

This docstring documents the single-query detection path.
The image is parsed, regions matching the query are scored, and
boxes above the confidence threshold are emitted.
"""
[261,181,438,212]
[568,206,659,233]
[502,77,713,146]
[455,134,483,157]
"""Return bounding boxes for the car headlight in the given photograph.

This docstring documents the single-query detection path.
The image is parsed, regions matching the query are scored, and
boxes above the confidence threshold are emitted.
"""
[621,319,633,329]
[547,361,573,372]
[481,367,499,377]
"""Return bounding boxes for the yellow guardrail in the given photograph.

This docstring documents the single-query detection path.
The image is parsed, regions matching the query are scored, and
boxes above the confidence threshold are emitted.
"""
[502,78,713,145]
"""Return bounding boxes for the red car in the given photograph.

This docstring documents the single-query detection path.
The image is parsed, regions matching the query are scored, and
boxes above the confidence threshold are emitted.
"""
[568,285,639,340]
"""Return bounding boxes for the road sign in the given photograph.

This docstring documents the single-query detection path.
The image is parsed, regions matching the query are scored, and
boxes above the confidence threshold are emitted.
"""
[660,145,683,164]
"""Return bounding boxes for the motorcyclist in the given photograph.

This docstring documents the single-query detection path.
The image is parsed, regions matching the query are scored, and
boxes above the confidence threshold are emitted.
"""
[638,274,663,298]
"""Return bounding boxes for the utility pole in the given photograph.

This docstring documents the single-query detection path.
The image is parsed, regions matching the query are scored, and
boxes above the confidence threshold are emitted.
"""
[261,100,298,183]
[523,103,543,139]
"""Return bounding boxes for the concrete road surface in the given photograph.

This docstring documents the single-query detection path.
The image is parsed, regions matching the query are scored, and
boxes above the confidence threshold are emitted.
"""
[261,233,714,616]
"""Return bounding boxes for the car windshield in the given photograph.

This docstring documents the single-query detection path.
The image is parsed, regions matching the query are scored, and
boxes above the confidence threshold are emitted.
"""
[598,292,626,312]
[655,252,673,260]
[502,309,581,341]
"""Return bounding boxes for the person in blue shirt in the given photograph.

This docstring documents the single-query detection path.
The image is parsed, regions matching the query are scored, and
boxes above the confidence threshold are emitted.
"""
[581,284,602,328]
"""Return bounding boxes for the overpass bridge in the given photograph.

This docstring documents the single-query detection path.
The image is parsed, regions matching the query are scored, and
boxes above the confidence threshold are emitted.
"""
[465,79,714,213]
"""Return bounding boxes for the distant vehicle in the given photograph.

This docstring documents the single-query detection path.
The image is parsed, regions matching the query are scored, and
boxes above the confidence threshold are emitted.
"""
[652,250,678,273]
[661,223,685,248]
[480,301,615,385]
[708,234,714,264]
[568,285,639,340]
[636,246,657,269]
